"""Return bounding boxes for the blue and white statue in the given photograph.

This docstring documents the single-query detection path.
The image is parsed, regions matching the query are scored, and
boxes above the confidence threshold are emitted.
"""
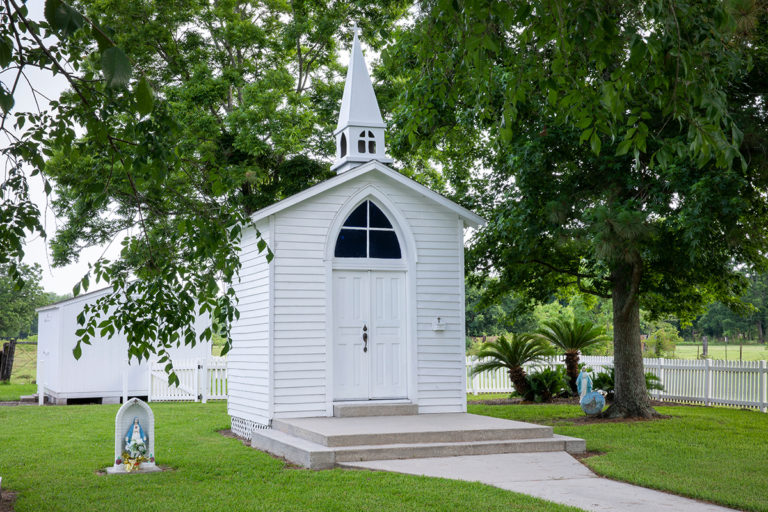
[577,370,605,416]
[576,369,592,400]
[124,417,148,458]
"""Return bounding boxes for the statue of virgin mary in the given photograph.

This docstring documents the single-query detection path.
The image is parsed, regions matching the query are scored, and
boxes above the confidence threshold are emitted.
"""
[124,417,148,458]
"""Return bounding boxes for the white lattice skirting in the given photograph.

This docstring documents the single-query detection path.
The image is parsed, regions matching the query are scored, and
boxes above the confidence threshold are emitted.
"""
[231,416,269,439]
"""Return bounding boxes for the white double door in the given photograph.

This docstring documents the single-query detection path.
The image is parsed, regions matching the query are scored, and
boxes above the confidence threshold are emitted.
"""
[333,270,407,400]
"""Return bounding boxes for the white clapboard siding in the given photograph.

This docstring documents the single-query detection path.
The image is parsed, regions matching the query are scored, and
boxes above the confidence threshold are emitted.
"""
[263,173,467,417]
[466,356,768,412]
[227,223,272,426]
[271,190,328,416]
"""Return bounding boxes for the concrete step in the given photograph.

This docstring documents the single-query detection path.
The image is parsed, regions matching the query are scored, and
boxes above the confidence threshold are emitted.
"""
[333,402,418,418]
[251,428,585,470]
[273,418,552,447]
[333,435,585,464]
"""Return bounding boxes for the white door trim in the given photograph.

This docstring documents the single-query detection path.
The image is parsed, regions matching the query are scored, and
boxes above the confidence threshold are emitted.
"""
[325,186,417,412]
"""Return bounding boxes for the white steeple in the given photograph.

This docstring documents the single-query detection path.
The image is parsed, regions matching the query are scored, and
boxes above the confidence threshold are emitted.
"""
[331,25,393,174]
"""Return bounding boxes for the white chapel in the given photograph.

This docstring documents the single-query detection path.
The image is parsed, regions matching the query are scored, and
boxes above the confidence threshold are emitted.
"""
[228,29,485,438]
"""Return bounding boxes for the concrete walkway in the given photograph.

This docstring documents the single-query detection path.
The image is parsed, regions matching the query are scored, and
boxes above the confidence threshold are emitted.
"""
[341,452,738,512]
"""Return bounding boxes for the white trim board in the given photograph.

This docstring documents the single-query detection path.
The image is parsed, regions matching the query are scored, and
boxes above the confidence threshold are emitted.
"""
[250,161,486,228]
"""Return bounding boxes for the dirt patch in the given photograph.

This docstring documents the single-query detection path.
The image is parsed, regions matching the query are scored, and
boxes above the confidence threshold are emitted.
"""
[569,414,671,424]
[0,491,16,512]
[468,397,700,408]
[95,465,175,476]
[571,450,605,461]
[219,429,250,446]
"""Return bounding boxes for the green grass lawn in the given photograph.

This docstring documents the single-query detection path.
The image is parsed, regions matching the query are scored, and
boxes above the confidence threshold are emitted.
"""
[672,343,767,361]
[0,382,37,401]
[0,402,579,512]
[469,402,768,512]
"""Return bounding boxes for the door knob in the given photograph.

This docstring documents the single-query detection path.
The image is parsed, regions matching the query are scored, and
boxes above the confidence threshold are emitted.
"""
[362,324,368,352]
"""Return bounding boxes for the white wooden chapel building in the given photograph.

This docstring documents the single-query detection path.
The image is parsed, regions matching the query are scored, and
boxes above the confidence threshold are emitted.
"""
[228,30,484,437]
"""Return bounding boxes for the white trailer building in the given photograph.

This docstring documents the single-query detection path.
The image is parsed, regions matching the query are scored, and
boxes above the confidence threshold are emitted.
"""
[36,287,212,404]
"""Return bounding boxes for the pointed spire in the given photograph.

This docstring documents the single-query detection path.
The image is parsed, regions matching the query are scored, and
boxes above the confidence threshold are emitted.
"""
[331,25,392,174]
[336,25,385,131]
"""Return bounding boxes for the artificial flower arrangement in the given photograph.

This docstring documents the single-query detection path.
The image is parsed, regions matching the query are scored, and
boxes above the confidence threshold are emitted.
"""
[117,439,150,472]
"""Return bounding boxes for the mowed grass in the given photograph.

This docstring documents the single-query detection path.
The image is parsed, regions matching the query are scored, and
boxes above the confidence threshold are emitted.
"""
[673,343,767,361]
[0,382,37,401]
[0,402,580,512]
[469,402,768,512]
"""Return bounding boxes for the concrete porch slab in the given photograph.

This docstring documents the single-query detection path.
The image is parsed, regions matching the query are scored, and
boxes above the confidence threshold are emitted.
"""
[272,412,554,447]
[251,413,586,469]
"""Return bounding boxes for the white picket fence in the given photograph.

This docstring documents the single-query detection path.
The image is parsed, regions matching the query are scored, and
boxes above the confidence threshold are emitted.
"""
[466,355,768,412]
[148,357,227,402]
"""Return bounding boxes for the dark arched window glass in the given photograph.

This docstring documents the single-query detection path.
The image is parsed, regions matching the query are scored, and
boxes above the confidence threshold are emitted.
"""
[334,201,402,259]
[358,130,376,154]
[340,133,347,157]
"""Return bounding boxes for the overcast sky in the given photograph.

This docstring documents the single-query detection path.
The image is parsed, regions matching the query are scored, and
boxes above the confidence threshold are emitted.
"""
[9,6,366,296]
[8,3,120,296]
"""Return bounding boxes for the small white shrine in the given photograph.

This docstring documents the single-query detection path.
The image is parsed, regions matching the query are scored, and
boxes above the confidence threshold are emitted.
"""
[107,397,160,474]
[228,29,485,438]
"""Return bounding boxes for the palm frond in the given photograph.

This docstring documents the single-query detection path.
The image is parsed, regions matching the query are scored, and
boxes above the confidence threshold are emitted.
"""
[536,318,610,353]
[470,333,553,375]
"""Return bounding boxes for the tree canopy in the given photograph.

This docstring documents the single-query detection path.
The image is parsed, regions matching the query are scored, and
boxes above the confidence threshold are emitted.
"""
[384,0,768,417]
[0,263,48,338]
[1,0,408,380]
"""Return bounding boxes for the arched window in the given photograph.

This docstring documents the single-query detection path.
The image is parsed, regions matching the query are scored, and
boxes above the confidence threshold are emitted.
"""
[340,133,347,157]
[334,200,401,259]
[358,130,376,154]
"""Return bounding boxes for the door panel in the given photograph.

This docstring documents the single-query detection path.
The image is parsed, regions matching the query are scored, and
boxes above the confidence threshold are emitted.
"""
[333,272,370,400]
[369,272,407,398]
[333,270,407,401]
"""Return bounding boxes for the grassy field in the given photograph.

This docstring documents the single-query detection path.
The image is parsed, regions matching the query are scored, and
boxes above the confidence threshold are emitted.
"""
[0,402,578,512]
[0,382,37,401]
[672,343,767,361]
[469,400,768,512]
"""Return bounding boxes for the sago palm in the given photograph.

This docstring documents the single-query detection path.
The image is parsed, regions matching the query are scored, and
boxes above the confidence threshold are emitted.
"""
[536,318,610,393]
[471,334,553,398]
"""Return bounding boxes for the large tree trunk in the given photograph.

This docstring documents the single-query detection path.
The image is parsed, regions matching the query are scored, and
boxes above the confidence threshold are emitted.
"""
[602,263,659,419]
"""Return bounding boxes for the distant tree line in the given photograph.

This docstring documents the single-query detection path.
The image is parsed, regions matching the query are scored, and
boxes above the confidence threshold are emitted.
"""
[466,273,768,350]
[0,264,69,339]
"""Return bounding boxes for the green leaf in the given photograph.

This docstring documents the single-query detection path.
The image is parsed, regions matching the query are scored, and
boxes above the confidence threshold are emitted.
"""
[0,38,12,68]
[615,139,633,156]
[45,0,85,37]
[589,131,602,155]
[0,86,14,113]
[72,342,82,360]
[91,24,114,52]
[101,47,132,89]
[134,76,154,115]
[44,0,64,28]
